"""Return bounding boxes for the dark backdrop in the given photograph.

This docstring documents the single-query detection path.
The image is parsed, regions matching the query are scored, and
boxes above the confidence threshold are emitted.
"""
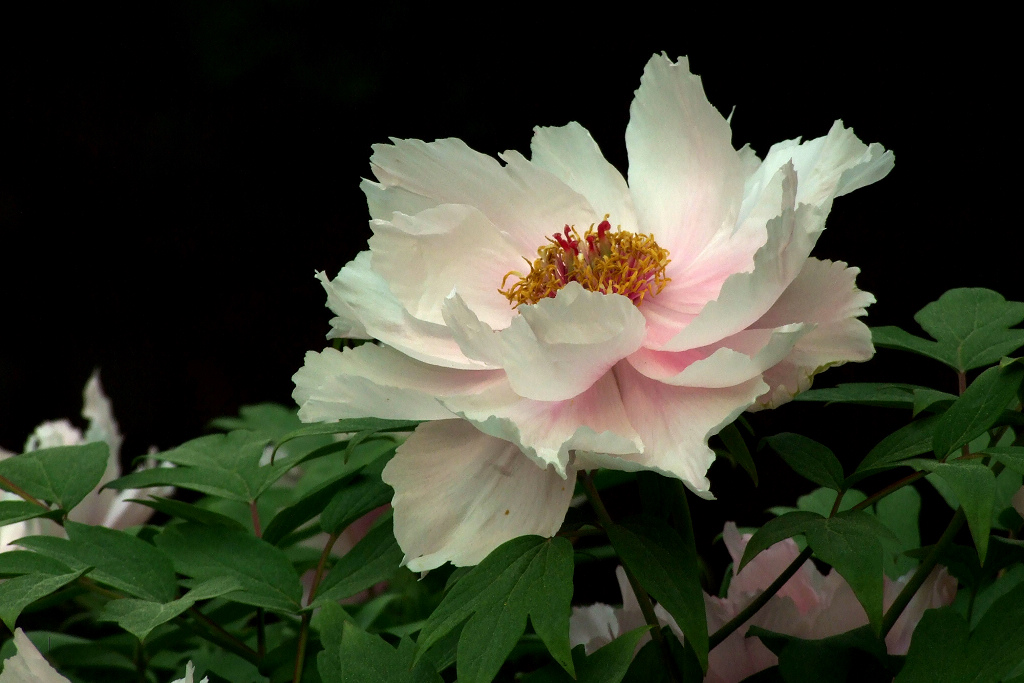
[0,6,1014,556]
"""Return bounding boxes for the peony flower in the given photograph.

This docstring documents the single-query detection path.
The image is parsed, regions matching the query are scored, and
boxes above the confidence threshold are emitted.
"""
[0,629,207,683]
[293,54,892,571]
[0,372,172,551]
[570,523,956,682]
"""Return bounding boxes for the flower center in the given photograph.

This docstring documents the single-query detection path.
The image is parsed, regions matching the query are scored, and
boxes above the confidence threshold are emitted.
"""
[499,218,671,308]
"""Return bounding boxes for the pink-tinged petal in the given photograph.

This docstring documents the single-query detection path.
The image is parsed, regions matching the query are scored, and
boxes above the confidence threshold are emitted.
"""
[1013,486,1024,519]
[382,420,575,571]
[750,258,875,410]
[757,120,893,208]
[721,523,825,614]
[883,567,956,655]
[530,122,639,233]
[368,138,597,256]
[441,372,643,474]
[361,177,441,222]
[293,345,504,424]
[497,283,647,401]
[656,163,820,352]
[321,252,493,369]
[610,363,767,497]
[628,324,809,388]
[0,629,72,683]
[625,55,745,268]
[369,204,522,330]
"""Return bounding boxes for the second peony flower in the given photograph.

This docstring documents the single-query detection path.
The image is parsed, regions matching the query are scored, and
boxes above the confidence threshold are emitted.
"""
[294,54,893,571]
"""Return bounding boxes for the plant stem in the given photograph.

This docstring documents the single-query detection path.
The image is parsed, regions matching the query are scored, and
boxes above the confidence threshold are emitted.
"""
[579,471,678,680]
[852,471,926,512]
[708,545,813,649]
[250,501,263,538]
[0,475,49,509]
[185,606,260,663]
[293,531,340,683]
[880,507,966,638]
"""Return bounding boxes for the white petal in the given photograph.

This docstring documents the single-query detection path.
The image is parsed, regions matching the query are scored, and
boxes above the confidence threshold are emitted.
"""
[82,371,123,477]
[317,270,370,340]
[570,603,620,654]
[292,345,503,423]
[368,137,597,256]
[0,630,71,683]
[170,661,209,683]
[657,163,822,351]
[530,122,638,232]
[24,420,82,452]
[756,120,894,208]
[750,258,875,410]
[440,372,644,475]
[625,54,745,266]
[369,204,522,329]
[628,324,809,388]
[497,283,647,401]
[381,421,575,571]
[321,252,492,369]
[608,362,767,497]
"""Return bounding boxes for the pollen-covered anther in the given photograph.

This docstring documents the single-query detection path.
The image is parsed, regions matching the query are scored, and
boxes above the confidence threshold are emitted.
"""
[499,217,671,307]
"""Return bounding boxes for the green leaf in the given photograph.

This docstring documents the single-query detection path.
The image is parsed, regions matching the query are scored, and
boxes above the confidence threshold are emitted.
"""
[18,522,177,602]
[873,289,1024,372]
[262,474,353,546]
[854,415,941,477]
[803,512,896,632]
[607,516,708,671]
[621,640,672,683]
[319,620,442,683]
[912,388,956,417]
[209,402,303,440]
[106,430,292,503]
[521,628,651,683]
[718,423,757,485]
[416,536,575,683]
[97,576,243,641]
[277,418,420,449]
[763,433,845,491]
[750,625,897,682]
[933,364,1024,458]
[914,460,996,564]
[979,446,1024,476]
[739,511,822,570]
[0,442,109,511]
[0,550,73,577]
[874,485,921,578]
[320,476,393,536]
[897,583,1024,683]
[795,382,939,408]
[0,500,59,527]
[155,522,303,613]
[128,497,247,531]
[0,568,88,630]
[312,512,404,606]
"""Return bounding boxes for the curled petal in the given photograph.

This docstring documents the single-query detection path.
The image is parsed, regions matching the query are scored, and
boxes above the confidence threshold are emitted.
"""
[605,363,767,497]
[321,252,491,369]
[441,372,644,474]
[751,258,875,410]
[625,54,745,267]
[381,420,575,571]
[530,122,638,233]
[292,344,503,423]
[369,204,522,330]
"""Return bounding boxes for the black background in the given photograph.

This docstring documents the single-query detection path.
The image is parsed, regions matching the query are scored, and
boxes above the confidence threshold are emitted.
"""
[0,6,1015,567]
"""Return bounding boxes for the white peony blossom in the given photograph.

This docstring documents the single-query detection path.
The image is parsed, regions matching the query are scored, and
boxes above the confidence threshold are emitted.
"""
[0,372,172,551]
[294,54,892,571]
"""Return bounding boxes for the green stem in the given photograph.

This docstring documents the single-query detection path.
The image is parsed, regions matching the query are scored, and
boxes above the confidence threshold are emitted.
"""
[579,471,678,680]
[0,475,49,509]
[709,545,813,649]
[852,471,926,512]
[293,532,341,683]
[880,507,966,637]
[186,606,260,663]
